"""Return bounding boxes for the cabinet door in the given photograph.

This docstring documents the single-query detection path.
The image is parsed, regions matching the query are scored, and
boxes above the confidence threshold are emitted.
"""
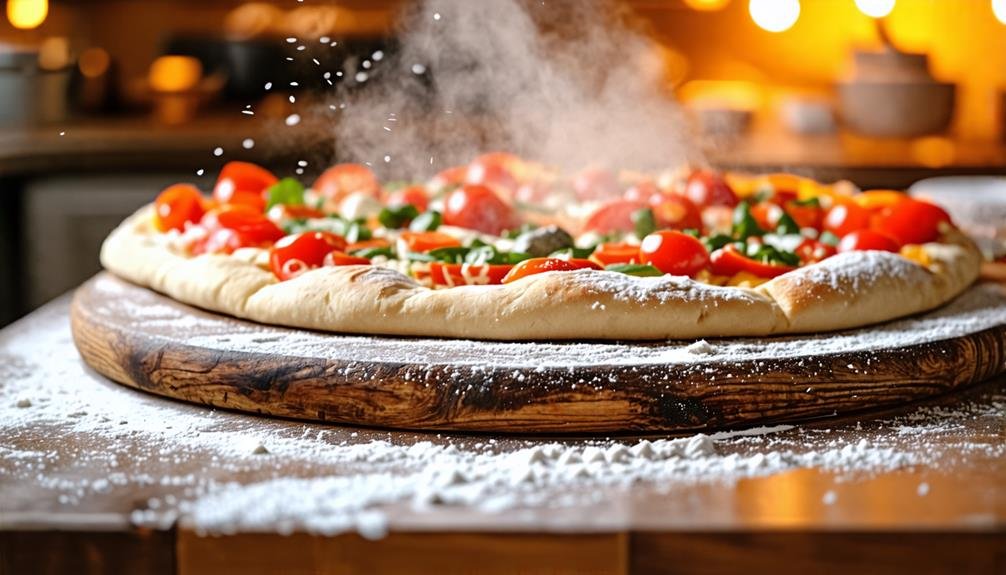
[22,174,190,308]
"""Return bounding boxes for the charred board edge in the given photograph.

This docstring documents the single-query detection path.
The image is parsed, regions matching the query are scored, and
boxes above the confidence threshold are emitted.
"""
[70,276,1006,434]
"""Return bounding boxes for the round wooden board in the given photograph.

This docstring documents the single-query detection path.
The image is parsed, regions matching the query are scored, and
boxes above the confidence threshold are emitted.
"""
[71,273,1006,433]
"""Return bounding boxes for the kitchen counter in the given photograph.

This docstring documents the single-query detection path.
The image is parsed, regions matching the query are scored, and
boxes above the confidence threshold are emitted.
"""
[1,288,1004,574]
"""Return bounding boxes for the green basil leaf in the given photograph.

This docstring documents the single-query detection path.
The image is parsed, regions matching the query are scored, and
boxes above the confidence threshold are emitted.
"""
[732,201,765,240]
[503,251,534,265]
[378,204,420,229]
[792,197,821,207]
[605,263,663,277]
[775,212,801,235]
[702,234,734,252]
[344,221,371,243]
[750,244,799,267]
[351,246,394,259]
[632,207,657,239]
[428,246,469,263]
[549,246,597,259]
[265,178,305,210]
[819,230,840,247]
[409,210,442,232]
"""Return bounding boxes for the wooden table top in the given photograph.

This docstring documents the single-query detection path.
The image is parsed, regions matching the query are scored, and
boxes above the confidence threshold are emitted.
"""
[1,292,1004,574]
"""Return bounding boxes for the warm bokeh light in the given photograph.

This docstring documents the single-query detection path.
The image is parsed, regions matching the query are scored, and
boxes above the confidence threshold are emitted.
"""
[854,0,896,18]
[749,0,800,33]
[6,0,48,30]
[148,56,203,93]
[994,0,1006,25]
[683,0,731,11]
[79,48,111,79]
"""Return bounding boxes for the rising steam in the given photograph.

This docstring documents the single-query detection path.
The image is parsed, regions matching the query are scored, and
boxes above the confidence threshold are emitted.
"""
[332,0,697,179]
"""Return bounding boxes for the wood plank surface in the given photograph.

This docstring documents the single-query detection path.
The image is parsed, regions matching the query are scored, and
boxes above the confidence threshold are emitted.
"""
[71,273,1006,433]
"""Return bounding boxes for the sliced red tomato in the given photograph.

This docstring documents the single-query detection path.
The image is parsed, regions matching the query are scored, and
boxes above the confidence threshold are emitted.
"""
[795,239,837,264]
[442,184,517,236]
[591,242,640,266]
[583,199,645,234]
[314,164,381,208]
[638,230,709,277]
[430,262,515,286]
[651,196,703,231]
[466,158,518,195]
[823,203,871,237]
[837,230,900,253]
[574,167,620,201]
[195,205,285,254]
[266,204,325,222]
[709,244,796,279]
[872,198,951,245]
[154,183,205,232]
[750,202,783,231]
[385,185,429,212]
[399,231,462,253]
[269,231,349,281]
[501,258,600,284]
[784,201,824,231]
[212,162,278,212]
[428,166,467,194]
[684,170,738,208]
[323,251,371,266]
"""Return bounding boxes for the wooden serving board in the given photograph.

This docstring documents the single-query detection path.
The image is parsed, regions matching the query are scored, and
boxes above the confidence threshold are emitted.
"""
[71,273,1006,433]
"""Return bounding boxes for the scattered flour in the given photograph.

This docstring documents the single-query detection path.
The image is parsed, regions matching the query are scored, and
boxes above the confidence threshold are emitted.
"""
[1,290,1004,538]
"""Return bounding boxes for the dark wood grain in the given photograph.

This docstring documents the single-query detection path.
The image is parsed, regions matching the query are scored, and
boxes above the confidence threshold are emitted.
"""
[70,273,1006,433]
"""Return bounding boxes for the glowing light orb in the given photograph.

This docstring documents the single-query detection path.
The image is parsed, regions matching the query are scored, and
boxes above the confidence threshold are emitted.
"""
[749,0,800,33]
[683,0,731,11]
[855,0,895,18]
[994,0,1006,25]
[7,0,48,30]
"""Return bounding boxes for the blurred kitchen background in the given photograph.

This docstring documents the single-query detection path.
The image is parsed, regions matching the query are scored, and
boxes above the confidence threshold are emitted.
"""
[1,0,1005,327]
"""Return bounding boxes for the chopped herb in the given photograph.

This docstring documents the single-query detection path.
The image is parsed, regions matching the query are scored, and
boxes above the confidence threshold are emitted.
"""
[378,204,419,229]
[265,178,305,210]
[343,220,371,243]
[549,246,597,259]
[792,197,821,207]
[819,230,840,247]
[350,246,394,259]
[774,212,801,235]
[632,207,657,238]
[702,234,734,252]
[427,246,470,263]
[732,201,765,240]
[409,210,442,232]
[605,263,663,277]
[749,244,800,267]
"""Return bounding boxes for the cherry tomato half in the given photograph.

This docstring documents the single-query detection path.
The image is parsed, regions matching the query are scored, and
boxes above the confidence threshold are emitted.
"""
[195,205,284,255]
[872,198,951,246]
[431,262,515,286]
[154,183,205,232]
[684,170,738,208]
[652,196,703,231]
[314,163,381,209]
[783,200,824,231]
[269,231,349,281]
[837,230,900,253]
[639,230,709,277]
[442,184,517,236]
[385,185,429,212]
[466,158,518,195]
[266,204,325,222]
[213,161,278,212]
[823,203,871,237]
[591,242,640,266]
[583,199,645,234]
[399,231,462,253]
[501,258,600,284]
[709,244,795,279]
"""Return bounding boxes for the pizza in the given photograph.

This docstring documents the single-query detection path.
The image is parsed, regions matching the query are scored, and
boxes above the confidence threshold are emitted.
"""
[100,153,981,340]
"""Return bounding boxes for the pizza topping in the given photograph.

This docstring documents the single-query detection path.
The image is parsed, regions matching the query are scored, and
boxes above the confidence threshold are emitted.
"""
[823,202,871,237]
[269,231,349,281]
[313,164,381,213]
[591,242,639,266]
[837,230,900,253]
[154,183,205,232]
[584,199,645,235]
[872,197,950,246]
[709,244,797,279]
[213,161,278,212]
[443,184,517,236]
[194,205,284,255]
[684,170,738,208]
[399,231,462,253]
[501,257,600,284]
[639,230,709,277]
[605,263,663,277]
[511,225,574,257]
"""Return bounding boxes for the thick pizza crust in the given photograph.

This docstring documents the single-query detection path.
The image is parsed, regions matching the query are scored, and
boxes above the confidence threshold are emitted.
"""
[100,205,982,341]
